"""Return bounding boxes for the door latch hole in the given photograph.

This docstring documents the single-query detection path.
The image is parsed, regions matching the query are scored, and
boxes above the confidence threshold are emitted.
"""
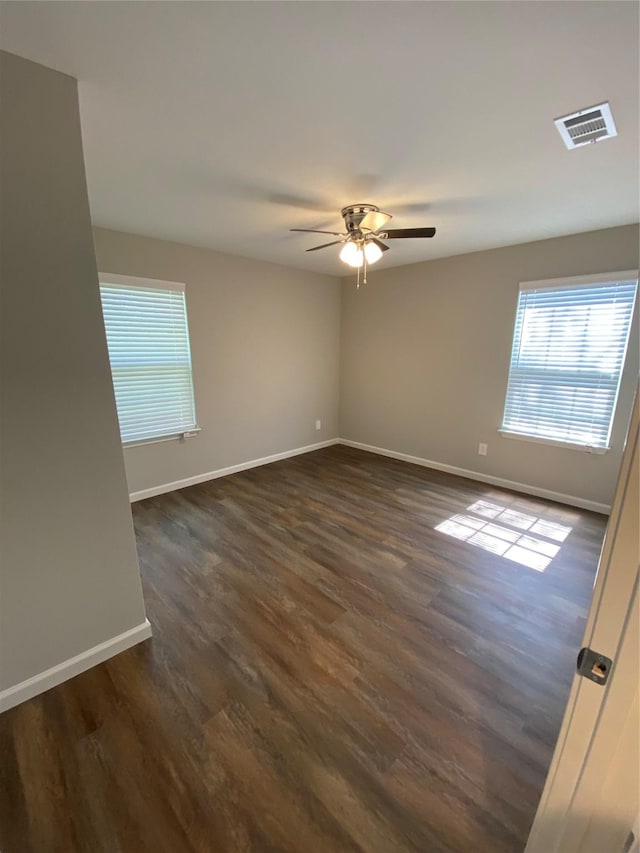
[577,647,612,686]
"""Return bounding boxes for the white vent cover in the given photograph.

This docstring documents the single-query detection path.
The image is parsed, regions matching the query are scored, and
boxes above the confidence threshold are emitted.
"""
[554,102,617,149]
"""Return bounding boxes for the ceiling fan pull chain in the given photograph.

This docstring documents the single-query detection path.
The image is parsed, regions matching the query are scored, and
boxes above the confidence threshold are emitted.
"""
[356,263,360,289]
[363,248,367,285]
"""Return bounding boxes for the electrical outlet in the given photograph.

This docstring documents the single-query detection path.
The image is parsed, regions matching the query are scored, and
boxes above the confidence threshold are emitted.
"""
[478,442,488,456]
[315,419,322,430]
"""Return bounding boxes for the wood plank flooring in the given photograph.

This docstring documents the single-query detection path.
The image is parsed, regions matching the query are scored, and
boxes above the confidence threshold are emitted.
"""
[0,445,607,852]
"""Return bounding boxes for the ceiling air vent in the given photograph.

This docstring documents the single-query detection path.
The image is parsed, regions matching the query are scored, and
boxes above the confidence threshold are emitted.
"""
[554,102,617,149]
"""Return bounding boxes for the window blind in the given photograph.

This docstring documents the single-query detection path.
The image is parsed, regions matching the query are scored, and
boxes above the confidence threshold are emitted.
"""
[501,274,637,451]
[99,277,197,444]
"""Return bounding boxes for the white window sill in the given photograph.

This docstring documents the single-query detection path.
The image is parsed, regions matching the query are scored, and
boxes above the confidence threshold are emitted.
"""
[123,427,201,449]
[498,430,608,455]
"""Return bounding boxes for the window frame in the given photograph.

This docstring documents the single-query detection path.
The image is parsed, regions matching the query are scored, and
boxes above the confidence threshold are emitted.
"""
[499,270,638,454]
[99,272,200,448]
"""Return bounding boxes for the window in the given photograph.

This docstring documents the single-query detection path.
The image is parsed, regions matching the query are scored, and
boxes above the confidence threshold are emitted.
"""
[99,273,198,445]
[500,271,637,453]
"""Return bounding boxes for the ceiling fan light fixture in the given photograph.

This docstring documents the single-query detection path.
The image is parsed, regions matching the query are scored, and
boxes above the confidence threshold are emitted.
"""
[339,241,363,268]
[339,240,383,268]
[363,242,383,264]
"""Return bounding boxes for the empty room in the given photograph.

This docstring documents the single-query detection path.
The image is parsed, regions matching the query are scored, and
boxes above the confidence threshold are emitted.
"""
[1,2,638,852]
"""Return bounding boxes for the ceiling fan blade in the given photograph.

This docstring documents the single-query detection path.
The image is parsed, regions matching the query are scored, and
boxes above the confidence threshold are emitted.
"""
[382,227,436,239]
[359,210,392,233]
[305,240,345,252]
[370,237,389,252]
[290,228,344,236]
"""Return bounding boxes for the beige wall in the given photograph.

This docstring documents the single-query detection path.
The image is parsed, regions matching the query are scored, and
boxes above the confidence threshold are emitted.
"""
[0,52,148,693]
[93,228,341,497]
[340,225,639,509]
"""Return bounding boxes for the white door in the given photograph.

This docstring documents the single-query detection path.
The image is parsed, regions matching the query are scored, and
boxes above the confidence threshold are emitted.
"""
[526,385,639,853]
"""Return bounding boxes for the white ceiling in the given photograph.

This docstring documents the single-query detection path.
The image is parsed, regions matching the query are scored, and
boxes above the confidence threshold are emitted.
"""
[1,1,638,276]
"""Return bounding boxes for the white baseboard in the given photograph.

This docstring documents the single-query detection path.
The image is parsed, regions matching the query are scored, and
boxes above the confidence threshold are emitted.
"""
[0,619,152,713]
[339,439,611,515]
[129,438,340,502]
[129,435,610,513]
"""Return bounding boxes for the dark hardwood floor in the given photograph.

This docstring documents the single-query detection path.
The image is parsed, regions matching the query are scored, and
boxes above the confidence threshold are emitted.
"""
[0,445,608,852]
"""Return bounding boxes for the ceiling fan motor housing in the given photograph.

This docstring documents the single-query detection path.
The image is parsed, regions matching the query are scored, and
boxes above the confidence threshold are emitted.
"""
[341,204,379,235]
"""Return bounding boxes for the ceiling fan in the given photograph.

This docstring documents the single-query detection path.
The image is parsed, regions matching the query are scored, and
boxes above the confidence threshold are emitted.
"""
[290,203,436,285]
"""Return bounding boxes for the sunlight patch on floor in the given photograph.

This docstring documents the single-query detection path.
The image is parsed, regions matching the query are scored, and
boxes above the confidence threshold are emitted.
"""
[435,500,572,571]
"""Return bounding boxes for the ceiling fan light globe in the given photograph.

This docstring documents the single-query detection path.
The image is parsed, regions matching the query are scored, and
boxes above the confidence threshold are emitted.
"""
[339,242,363,268]
[364,242,383,264]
